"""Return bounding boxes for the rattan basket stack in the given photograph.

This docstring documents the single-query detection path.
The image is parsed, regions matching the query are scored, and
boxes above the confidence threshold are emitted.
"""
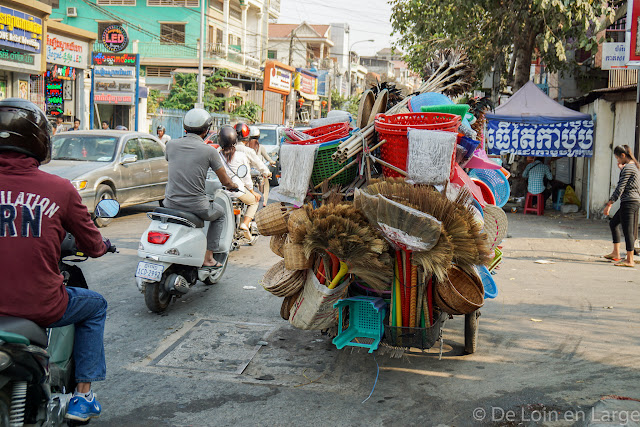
[434,266,484,315]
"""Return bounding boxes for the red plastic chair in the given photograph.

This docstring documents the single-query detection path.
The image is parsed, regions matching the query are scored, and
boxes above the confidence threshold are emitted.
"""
[523,192,544,216]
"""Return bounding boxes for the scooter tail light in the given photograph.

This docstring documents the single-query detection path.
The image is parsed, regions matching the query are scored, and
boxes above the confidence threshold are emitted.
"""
[233,208,241,215]
[148,231,171,244]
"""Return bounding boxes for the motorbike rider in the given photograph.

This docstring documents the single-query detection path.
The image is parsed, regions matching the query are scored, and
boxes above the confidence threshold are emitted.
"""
[234,123,271,179]
[157,125,171,143]
[0,98,114,422]
[163,108,238,268]
[246,126,276,206]
[218,126,260,239]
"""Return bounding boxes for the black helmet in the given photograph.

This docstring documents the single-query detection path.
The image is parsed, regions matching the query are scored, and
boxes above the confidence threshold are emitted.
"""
[218,125,237,149]
[157,125,166,132]
[0,98,52,164]
[184,108,213,135]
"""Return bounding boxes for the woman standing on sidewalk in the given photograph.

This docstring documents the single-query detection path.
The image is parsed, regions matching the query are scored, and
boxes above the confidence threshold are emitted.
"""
[604,145,640,267]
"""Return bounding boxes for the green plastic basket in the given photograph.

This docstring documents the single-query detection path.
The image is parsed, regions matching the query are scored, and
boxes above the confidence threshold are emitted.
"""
[310,138,358,186]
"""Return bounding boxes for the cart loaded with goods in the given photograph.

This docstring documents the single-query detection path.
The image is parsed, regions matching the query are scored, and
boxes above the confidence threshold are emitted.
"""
[258,50,509,355]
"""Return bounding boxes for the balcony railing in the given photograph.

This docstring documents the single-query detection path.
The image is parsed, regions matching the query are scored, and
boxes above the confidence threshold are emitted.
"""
[93,41,261,68]
[609,69,638,89]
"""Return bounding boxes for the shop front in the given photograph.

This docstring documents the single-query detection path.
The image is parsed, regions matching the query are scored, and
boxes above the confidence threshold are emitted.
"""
[294,69,318,122]
[45,21,95,130]
[0,1,50,109]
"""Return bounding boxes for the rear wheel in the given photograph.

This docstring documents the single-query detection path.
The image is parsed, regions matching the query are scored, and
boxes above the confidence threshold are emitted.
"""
[464,310,480,354]
[94,185,115,228]
[0,387,10,427]
[144,277,172,312]
[203,256,229,285]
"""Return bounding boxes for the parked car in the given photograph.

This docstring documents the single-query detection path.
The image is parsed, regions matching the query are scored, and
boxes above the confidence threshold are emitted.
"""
[42,130,168,227]
[254,123,285,186]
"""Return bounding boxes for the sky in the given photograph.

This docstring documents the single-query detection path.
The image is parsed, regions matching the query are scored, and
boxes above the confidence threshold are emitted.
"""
[275,0,395,57]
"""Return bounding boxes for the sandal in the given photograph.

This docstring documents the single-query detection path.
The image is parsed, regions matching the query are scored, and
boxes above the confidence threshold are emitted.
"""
[614,261,635,268]
[202,262,223,269]
[603,254,622,261]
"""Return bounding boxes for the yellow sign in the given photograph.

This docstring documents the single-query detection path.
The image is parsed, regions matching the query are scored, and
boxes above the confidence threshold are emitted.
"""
[0,12,43,35]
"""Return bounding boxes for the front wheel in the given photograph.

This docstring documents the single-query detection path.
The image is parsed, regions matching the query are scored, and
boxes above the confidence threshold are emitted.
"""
[464,310,480,354]
[203,256,229,285]
[144,279,172,312]
[94,185,116,228]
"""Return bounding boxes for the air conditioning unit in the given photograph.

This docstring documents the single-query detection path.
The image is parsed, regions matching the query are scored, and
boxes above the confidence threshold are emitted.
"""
[66,7,78,17]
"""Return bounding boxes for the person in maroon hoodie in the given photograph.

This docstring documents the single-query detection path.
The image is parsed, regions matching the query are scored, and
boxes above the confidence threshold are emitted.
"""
[0,99,114,422]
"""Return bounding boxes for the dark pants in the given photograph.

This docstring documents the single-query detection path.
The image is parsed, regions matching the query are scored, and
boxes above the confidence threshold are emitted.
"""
[610,201,640,252]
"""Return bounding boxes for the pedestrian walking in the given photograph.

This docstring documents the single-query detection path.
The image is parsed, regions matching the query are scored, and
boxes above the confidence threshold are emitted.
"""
[603,145,640,267]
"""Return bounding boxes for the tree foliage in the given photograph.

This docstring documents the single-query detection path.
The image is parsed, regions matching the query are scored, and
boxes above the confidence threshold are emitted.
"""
[231,101,263,123]
[330,89,359,117]
[390,0,615,91]
[161,70,233,112]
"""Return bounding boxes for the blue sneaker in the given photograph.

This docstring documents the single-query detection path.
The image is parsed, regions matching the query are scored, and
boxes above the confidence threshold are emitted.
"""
[65,395,102,421]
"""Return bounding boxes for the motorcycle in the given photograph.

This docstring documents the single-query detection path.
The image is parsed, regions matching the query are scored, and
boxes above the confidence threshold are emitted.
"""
[0,199,120,426]
[135,165,249,313]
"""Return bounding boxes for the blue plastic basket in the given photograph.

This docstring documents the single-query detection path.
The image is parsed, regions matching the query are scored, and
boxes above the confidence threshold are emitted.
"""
[475,265,497,299]
[468,169,511,208]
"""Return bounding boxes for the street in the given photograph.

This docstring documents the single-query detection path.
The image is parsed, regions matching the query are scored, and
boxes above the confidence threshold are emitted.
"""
[83,206,640,426]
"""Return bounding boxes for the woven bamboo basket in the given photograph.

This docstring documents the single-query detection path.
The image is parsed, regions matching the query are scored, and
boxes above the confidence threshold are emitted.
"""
[287,208,311,244]
[283,241,314,270]
[280,290,302,320]
[270,234,287,257]
[261,260,306,297]
[434,265,484,315]
[255,203,291,236]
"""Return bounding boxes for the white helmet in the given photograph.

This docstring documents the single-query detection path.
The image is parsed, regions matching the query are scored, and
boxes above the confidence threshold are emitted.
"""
[249,125,260,139]
[183,108,212,134]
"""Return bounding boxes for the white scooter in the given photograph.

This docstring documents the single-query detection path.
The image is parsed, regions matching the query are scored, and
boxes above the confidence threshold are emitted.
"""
[135,165,248,313]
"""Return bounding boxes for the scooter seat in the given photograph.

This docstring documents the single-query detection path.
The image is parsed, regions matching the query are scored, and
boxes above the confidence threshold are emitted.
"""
[0,316,48,348]
[152,207,205,228]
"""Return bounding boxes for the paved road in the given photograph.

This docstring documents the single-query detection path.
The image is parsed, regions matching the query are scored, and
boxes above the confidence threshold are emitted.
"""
[84,206,640,426]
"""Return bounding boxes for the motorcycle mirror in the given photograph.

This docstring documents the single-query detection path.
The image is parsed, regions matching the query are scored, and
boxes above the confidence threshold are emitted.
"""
[95,199,120,218]
[237,164,248,178]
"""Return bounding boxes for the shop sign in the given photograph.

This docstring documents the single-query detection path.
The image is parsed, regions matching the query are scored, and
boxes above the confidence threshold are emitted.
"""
[294,70,317,95]
[47,64,76,81]
[316,70,329,97]
[95,79,134,92]
[46,33,88,68]
[627,0,640,67]
[602,43,627,70]
[92,52,137,66]
[0,49,34,65]
[45,80,64,116]
[0,6,43,54]
[101,24,128,53]
[263,60,294,95]
[94,91,135,105]
[93,65,135,79]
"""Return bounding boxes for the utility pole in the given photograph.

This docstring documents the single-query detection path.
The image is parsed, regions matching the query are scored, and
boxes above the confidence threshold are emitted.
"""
[288,29,295,67]
[287,29,296,124]
[196,0,205,108]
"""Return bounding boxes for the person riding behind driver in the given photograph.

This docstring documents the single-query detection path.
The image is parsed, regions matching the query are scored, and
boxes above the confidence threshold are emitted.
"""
[0,98,114,422]
[163,108,238,268]
[218,126,260,240]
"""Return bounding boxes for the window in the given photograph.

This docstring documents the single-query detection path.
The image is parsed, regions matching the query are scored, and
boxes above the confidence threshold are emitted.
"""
[229,7,241,20]
[216,29,223,44]
[229,34,241,52]
[97,21,121,38]
[211,0,223,11]
[146,67,174,77]
[122,139,143,160]
[160,23,186,44]
[139,138,165,158]
[147,0,198,6]
[97,0,136,5]
[267,50,277,59]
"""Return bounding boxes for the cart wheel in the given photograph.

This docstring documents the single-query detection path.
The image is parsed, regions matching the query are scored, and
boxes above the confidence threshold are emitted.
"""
[464,310,480,354]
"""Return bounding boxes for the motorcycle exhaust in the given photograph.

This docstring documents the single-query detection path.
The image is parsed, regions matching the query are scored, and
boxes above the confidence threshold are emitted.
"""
[164,274,190,294]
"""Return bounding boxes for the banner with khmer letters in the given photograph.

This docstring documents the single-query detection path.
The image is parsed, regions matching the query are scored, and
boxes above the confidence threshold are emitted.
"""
[487,119,594,157]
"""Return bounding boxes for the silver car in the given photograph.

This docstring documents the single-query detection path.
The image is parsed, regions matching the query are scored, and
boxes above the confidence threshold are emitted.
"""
[42,130,168,226]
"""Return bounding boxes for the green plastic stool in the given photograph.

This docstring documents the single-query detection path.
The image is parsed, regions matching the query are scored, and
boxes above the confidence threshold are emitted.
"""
[332,297,386,353]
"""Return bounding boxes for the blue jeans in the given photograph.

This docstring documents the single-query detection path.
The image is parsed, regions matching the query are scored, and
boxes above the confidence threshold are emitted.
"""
[48,287,107,383]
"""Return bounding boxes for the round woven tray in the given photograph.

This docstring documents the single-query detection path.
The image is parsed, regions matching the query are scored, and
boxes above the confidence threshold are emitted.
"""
[261,260,306,297]
[270,234,287,257]
[283,242,314,270]
[255,203,290,236]
[280,289,301,320]
[434,265,484,315]
[288,208,311,244]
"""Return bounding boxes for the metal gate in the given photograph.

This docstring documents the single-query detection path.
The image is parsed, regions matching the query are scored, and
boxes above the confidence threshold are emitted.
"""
[149,108,187,140]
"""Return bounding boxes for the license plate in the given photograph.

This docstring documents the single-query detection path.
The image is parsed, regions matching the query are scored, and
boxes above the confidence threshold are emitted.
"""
[135,261,164,281]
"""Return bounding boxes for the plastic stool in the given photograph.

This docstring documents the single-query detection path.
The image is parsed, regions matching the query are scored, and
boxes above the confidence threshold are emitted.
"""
[332,297,386,353]
[524,192,544,215]
[553,189,565,211]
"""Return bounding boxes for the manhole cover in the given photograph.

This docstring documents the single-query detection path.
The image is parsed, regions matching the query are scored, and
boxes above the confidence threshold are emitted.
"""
[149,319,277,374]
